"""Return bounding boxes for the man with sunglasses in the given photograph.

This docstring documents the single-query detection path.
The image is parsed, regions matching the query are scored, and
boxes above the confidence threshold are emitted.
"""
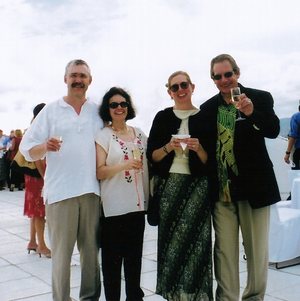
[20,59,103,301]
[200,54,280,301]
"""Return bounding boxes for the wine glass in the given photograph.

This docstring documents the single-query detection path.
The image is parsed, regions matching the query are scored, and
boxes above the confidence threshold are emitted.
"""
[230,87,245,121]
[128,142,143,173]
[53,136,63,153]
[172,134,191,158]
[52,122,63,152]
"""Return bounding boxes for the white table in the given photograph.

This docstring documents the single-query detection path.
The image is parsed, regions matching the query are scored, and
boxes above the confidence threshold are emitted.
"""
[291,177,300,209]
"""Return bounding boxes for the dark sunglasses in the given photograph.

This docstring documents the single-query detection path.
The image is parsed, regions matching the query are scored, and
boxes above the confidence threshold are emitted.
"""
[212,71,234,81]
[169,81,190,93]
[109,102,129,109]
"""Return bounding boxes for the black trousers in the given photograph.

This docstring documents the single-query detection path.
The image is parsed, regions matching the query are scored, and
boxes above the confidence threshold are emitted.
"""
[292,148,300,169]
[101,212,145,301]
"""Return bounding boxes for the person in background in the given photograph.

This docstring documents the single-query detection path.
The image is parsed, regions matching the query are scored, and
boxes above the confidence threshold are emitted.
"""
[201,53,281,301]
[284,103,300,168]
[4,130,15,188]
[0,129,7,190]
[283,104,300,200]
[96,87,149,301]
[147,71,214,301]
[24,103,51,258]
[8,129,24,191]
[20,59,103,301]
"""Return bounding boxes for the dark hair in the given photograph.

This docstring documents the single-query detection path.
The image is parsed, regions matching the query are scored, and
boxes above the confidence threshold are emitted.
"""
[33,103,46,118]
[210,54,240,79]
[99,87,136,122]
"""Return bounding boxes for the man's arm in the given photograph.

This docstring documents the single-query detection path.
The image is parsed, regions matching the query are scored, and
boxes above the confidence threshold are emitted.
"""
[28,143,47,161]
[284,136,296,164]
[27,138,62,161]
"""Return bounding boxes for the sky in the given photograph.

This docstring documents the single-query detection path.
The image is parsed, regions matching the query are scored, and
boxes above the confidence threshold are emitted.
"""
[1,0,300,135]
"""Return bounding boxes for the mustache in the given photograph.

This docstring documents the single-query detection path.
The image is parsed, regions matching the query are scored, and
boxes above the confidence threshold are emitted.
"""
[71,82,85,88]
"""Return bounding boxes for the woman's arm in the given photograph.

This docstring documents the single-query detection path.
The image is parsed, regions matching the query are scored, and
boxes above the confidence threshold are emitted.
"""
[152,142,173,162]
[96,144,142,180]
[35,159,46,178]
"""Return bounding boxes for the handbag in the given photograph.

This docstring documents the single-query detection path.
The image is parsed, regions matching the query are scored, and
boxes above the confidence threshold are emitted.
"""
[147,175,166,226]
[147,193,160,226]
[10,150,41,178]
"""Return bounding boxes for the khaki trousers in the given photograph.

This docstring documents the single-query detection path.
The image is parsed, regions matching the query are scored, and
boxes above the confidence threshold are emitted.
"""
[46,193,101,301]
[213,201,270,301]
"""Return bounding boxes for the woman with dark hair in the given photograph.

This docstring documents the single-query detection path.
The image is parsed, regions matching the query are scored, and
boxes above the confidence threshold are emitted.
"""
[96,87,149,301]
[24,103,51,258]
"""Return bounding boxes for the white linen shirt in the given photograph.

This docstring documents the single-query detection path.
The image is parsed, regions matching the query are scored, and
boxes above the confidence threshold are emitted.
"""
[20,98,103,204]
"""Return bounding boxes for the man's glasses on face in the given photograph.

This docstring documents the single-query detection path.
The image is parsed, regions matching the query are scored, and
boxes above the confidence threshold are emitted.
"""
[212,71,234,81]
[169,81,190,93]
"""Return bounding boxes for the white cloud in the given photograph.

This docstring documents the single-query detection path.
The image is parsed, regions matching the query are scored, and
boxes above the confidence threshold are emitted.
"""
[1,0,300,134]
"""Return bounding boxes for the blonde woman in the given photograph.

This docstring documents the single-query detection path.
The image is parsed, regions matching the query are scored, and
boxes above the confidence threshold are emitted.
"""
[147,71,214,301]
[8,129,24,191]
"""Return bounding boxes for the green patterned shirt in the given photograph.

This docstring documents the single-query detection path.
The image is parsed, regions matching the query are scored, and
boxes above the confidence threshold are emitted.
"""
[217,104,238,202]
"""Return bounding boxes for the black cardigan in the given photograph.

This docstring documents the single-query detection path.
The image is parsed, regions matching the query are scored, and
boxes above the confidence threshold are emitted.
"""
[146,107,215,179]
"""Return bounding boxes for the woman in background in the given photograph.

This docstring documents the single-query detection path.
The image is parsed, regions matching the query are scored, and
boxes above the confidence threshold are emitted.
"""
[147,71,214,301]
[96,87,149,301]
[8,129,24,191]
[24,103,51,258]
[0,130,7,190]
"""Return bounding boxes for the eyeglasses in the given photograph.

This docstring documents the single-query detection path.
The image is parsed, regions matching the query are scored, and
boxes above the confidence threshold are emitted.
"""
[109,102,129,109]
[169,81,190,93]
[212,71,234,81]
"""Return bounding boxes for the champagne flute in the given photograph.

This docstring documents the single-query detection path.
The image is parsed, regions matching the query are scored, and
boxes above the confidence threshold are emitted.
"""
[231,87,245,121]
[128,142,143,173]
[172,134,191,158]
[53,136,63,152]
[52,122,63,152]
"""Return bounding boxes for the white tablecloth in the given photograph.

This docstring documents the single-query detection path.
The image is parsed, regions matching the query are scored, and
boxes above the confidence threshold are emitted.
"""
[291,178,300,209]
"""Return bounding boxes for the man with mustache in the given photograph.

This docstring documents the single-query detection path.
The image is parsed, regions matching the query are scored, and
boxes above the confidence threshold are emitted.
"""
[20,59,103,301]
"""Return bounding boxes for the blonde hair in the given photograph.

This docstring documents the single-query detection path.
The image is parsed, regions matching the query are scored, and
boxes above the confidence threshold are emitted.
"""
[14,129,23,138]
[166,71,192,88]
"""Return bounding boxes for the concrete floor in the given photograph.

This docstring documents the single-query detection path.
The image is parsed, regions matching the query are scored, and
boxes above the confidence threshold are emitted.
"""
[1,189,300,300]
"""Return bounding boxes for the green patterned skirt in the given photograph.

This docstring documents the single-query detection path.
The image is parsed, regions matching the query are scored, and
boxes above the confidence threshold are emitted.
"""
[155,173,213,301]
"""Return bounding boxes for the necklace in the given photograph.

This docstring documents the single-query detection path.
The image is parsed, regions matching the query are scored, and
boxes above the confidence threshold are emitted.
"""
[111,124,129,135]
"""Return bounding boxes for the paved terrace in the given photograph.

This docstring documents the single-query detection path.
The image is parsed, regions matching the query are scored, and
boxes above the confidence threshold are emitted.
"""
[1,189,300,300]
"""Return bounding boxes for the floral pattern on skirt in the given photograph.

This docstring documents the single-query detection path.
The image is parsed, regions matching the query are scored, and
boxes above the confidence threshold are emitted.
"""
[24,175,45,218]
[156,173,213,301]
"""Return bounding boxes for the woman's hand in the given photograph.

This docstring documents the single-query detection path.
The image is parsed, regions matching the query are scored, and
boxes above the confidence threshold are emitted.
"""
[169,137,183,151]
[187,137,208,163]
[186,138,201,152]
[124,158,143,171]
[96,144,143,180]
